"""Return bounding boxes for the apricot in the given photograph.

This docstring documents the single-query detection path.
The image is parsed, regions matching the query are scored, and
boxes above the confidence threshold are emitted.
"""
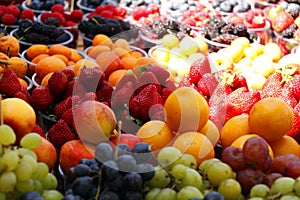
[0,35,20,57]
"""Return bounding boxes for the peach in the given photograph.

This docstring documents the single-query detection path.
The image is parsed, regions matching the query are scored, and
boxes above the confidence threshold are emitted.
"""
[32,137,57,170]
[74,100,117,145]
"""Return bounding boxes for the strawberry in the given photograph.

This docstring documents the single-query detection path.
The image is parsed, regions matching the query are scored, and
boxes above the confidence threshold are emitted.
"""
[47,119,77,149]
[62,69,75,82]
[225,87,261,122]
[164,79,177,91]
[272,11,294,33]
[148,104,165,121]
[61,107,76,129]
[277,37,291,56]
[179,74,196,89]
[160,87,173,103]
[146,66,170,84]
[115,70,137,91]
[136,71,161,93]
[69,9,83,23]
[20,9,34,21]
[31,86,55,111]
[111,81,134,110]
[282,76,300,102]
[197,73,218,97]
[261,72,284,99]
[14,91,30,104]
[19,85,32,103]
[32,124,46,138]
[281,88,298,108]
[1,13,16,25]
[51,4,65,15]
[129,84,163,121]
[189,57,211,84]
[209,82,233,131]
[48,70,68,96]
[231,74,248,91]
[64,80,86,98]
[286,102,300,142]
[55,95,81,118]
[81,92,97,102]
[96,81,114,106]
[114,6,127,17]
[79,67,105,92]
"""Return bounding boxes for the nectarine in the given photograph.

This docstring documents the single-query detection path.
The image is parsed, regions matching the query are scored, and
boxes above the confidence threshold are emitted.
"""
[32,137,57,170]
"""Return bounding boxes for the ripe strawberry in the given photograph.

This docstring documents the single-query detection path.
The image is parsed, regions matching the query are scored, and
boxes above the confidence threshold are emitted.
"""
[129,84,163,121]
[197,73,218,97]
[14,91,30,104]
[160,87,173,103]
[55,95,81,118]
[20,9,34,21]
[31,86,55,111]
[0,68,21,97]
[47,119,76,149]
[280,88,298,108]
[261,72,284,99]
[1,13,16,25]
[283,76,300,102]
[96,81,114,106]
[277,37,290,56]
[79,67,105,92]
[19,85,32,103]
[114,6,127,17]
[272,11,294,33]
[51,4,65,15]
[132,6,147,21]
[48,70,68,96]
[225,87,261,122]
[51,11,66,26]
[64,80,86,98]
[69,9,83,23]
[5,5,20,17]
[32,124,46,138]
[61,107,76,129]
[112,81,134,110]
[62,69,75,82]
[286,102,300,142]
[164,79,177,91]
[231,74,248,91]
[146,66,170,84]
[115,70,137,91]
[136,71,161,93]
[179,74,196,89]
[189,57,211,84]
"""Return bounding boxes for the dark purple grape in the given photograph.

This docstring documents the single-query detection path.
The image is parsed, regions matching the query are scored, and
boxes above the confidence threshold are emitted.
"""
[123,173,143,191]
[121,191,142,200]
[79,158,93,166]
[72,176,95,199]
[203,191,224,200]
[117,155,137,172]
[74,164,91,177]
[20,192,43,200]
[102,160,120,181]
[95,143,113,163]
[108,174,124,193]
[98,191,120,200]
[136,163,155,181]
[62,194,83,200]
[116,144,131,157]
[132,142,152,164]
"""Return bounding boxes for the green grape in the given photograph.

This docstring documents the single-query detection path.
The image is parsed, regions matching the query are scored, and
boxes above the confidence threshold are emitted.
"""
[207,162,234,186]
[157,147,182,169]
[20,133,42,149]
[0,124,16,145]
[42,173,58,190]
[0,192,6,200]
[171,164,187,180]
[177,154,197,169]
[17,148,37,160]
[32,162,49,181]
[280,194,300,200]
[179,36,199,56]
[294,176,300,196]
[146,166,171,189]
[145,188,161,200]
[156,188,177,200]
[0,171,17,192]
[15,161,33,181]
[21,155,38,174]
[162,34,179,49]
[16,179,34,193]
[250,184,270,198]
[33,180,43,194]
[248,198,265,200]
[0,149,19,171]
[177,186,204,200]
[176,168,203,191]
[270,177,295,196]
[218,178,242,200]
[198,158,221,176]
[42,190,64,200]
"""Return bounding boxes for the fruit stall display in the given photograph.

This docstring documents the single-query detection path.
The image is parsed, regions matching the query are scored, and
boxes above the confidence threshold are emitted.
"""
[1,0,300,199]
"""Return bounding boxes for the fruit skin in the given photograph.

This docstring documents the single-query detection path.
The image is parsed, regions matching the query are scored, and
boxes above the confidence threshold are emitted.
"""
[78,67,105,92]
[48,70,68,96]
[260,72,283,99]
[286,102,300,142]
[32,137,57,170]
[0,68,21,97]
[31,86,55,112]
[1,13,16,25]
[110,134,142,150]
[74,100,117,145]
[47,119,77,149]
[2,98,36,144]
[59,140,94,175]
[0,35,20,57]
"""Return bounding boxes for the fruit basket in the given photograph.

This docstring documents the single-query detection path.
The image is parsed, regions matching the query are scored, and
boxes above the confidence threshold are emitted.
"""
[22,0,69,16]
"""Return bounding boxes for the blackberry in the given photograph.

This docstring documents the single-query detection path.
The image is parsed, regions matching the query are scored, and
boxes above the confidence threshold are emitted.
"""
[212,33,238,45]
[18,19,33,33]
[24,32,50,44]
[78,21,93,34]
[282,24,297,38]
[55,33,70,43]
[208,15,226,29]
[233,24,248,37]
[220,22,235,34]
[248,31,259,43]
[43,17,60,27]
[31,21,44,34]
[203,24,220,40]
[89,16,107,24]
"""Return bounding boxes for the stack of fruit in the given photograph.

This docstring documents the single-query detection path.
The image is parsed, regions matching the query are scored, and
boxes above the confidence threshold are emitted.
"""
[83,4,127,20]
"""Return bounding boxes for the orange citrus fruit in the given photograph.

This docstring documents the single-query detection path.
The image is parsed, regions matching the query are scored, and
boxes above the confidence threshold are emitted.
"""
[200,120,220,146]
[269,135,300,158]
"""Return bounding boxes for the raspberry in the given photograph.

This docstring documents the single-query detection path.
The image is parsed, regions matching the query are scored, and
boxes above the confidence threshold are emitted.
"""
[1,13,17,25]
[51,11,66,26]
[40,12,52,22]
[5,5,20,18]
[51,4,65,15]
[99,10,114,19]
[69,9,83,23]
[65,20,76,27]
[20,9,34,21]
[0,6,6,18]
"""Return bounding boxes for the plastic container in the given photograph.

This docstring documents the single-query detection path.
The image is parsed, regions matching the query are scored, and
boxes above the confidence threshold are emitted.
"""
[10,28,74,52]
[22,0,69,16]
[24,76,33,91]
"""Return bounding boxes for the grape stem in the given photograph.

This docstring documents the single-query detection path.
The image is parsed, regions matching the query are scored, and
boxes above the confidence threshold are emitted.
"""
[113,121,122,161]
[95,169,102,199]
[0,94,3,125]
